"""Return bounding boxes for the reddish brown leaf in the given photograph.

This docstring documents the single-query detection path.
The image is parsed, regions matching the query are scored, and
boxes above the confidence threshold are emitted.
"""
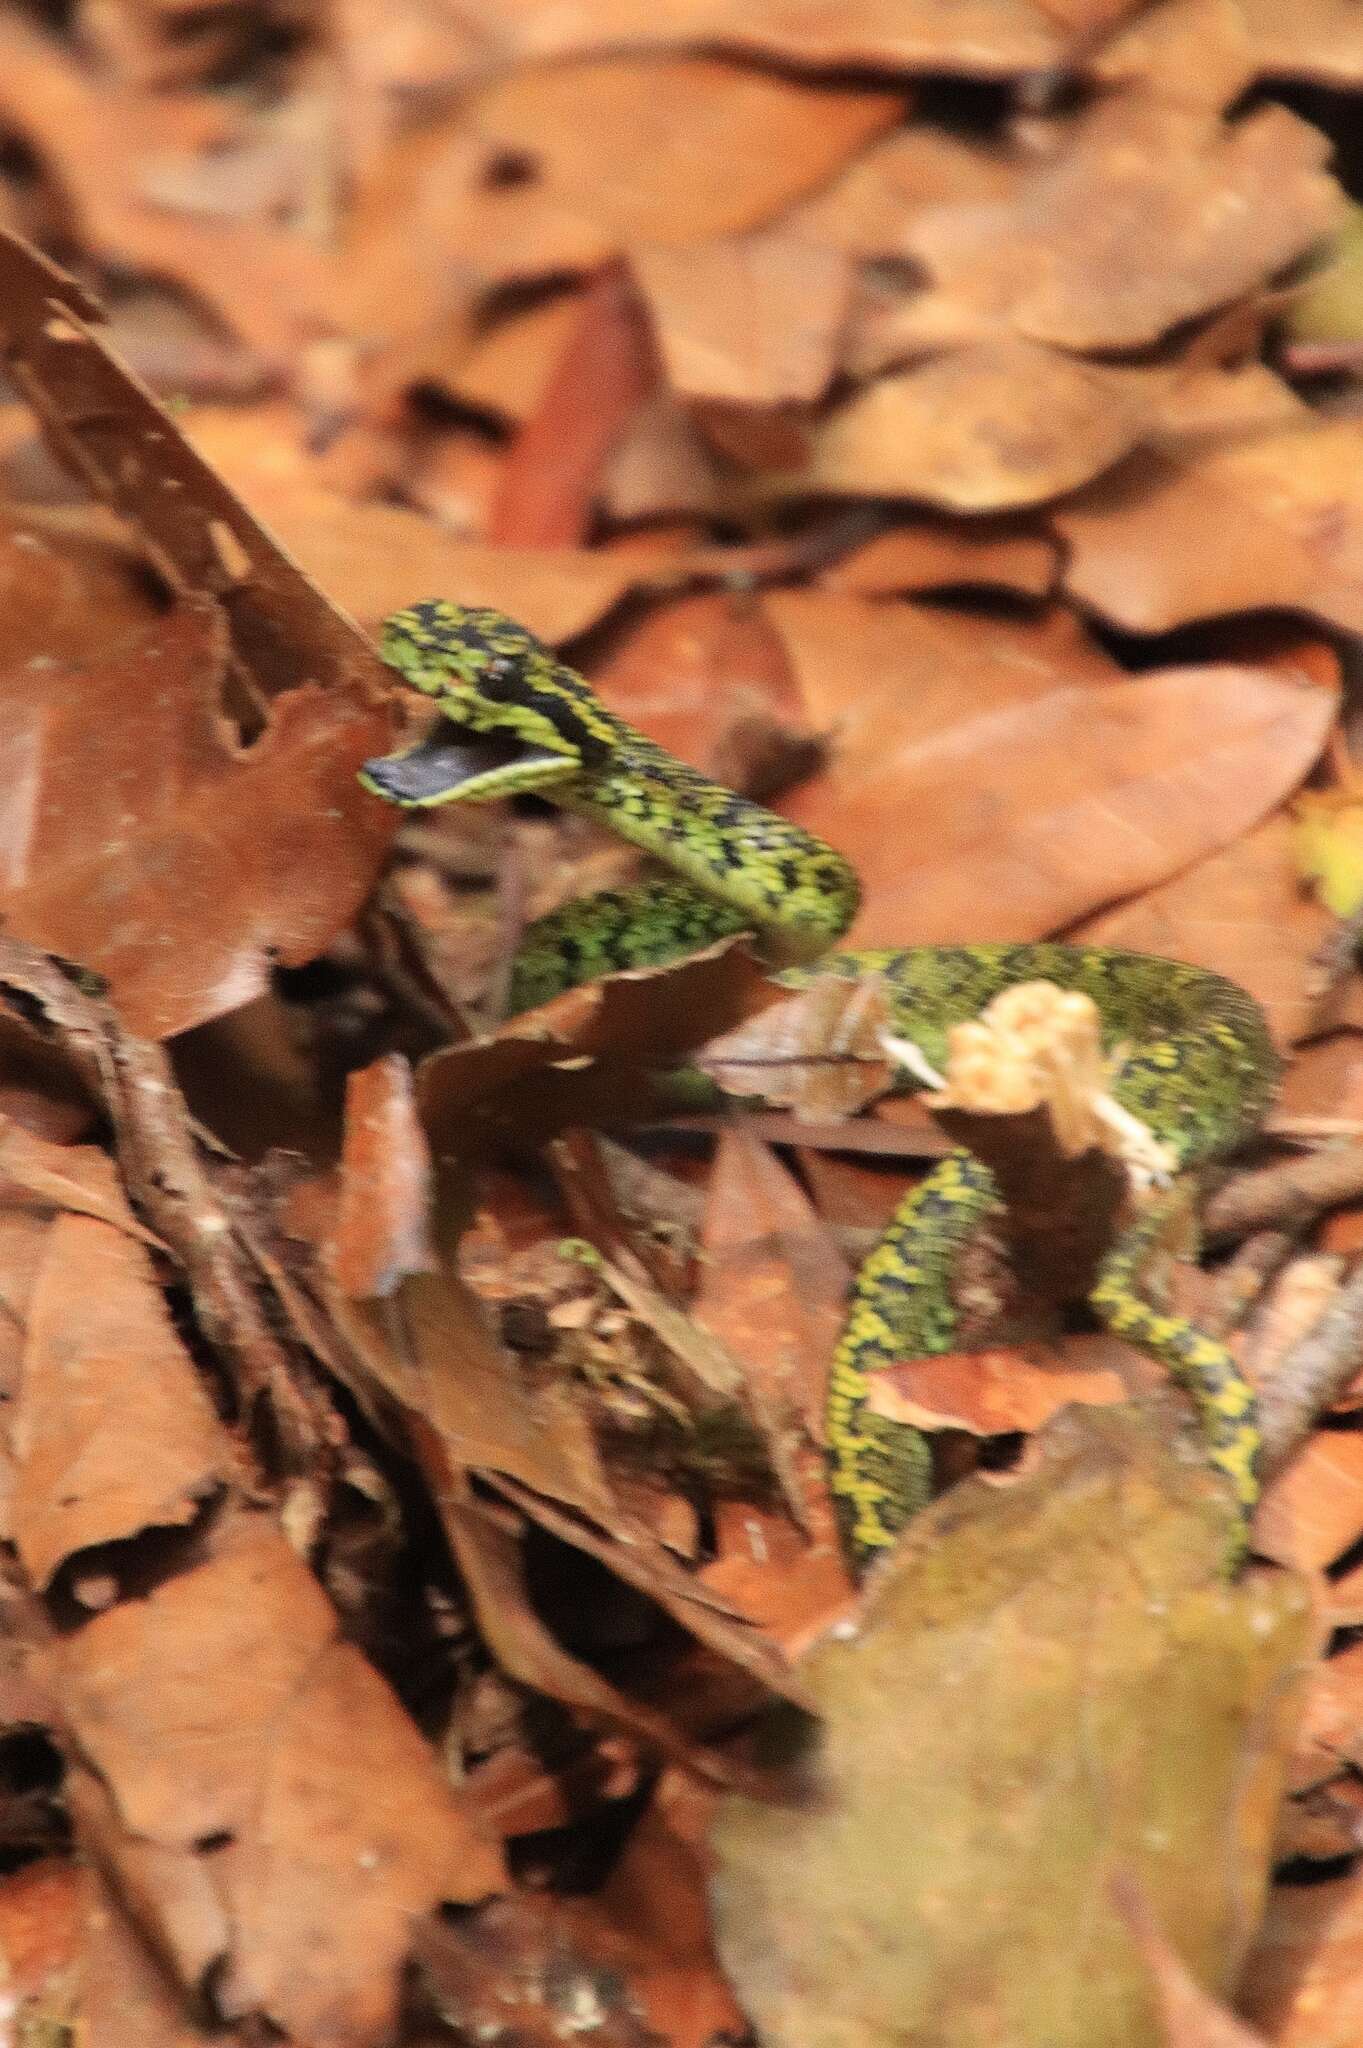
[490,268,659,547]
[333,1056,438,1300]
[868,1343,1126,1438]
[1254,1432,1363,1571]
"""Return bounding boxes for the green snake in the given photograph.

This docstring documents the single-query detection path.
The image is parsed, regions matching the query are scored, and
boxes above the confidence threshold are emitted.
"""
[360,601,1279,1570]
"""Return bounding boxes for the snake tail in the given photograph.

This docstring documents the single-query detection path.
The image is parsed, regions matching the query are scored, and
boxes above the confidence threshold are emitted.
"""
[1091,1201,1259,1515]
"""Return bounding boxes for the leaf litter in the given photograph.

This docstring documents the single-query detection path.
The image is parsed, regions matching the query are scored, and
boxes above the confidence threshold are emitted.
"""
[3,5,1363,2044]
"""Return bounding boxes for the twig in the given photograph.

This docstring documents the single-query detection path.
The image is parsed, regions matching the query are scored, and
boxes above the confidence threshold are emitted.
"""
[1203,1142,1363,1242]
[1256,1262,1363,1477]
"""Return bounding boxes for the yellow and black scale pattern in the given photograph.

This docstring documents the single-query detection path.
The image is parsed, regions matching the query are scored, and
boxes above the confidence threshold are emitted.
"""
[362,602,1281,1571]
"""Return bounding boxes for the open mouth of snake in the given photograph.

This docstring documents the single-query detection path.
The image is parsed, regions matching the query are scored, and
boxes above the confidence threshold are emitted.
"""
[361,720,564,804]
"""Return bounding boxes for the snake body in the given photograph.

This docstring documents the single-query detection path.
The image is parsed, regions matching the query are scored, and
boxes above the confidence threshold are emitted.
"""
[362,602,1279,1569]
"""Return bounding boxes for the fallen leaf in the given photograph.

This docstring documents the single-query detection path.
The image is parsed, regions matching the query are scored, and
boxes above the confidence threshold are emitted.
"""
[1075,809,1352,1051]
[632,230,851,410]
[12,1213,226,1592]
[489,267,658,546]
[0,601,388,1038]
[1240,1863,1363,2047]
[1239,0,1363,86]
[694,1127,849,1452]
[769,592,1337,949]
[710,1404,1315,2048]
[1056,398,1363,638]
[897,99,1341,354]
[46,1507,504,2042]
[819,515,1058,598]
[332,1056,438,1299]
[802,341,1154,511]
[868,1342,1126,1436]
[1254,1431,1363,1572]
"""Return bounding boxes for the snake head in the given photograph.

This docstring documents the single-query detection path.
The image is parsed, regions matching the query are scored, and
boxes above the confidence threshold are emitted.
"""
[360,600,614,808]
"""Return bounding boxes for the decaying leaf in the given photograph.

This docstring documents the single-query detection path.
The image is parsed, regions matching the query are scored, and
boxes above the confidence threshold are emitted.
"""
[710,1405,1316,2048]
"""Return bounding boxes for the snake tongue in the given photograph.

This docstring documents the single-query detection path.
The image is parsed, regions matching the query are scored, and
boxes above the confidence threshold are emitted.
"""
[360,721,564,806]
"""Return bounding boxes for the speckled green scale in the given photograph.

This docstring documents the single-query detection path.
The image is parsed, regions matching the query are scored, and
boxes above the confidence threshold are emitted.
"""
[363,602,1281,1574]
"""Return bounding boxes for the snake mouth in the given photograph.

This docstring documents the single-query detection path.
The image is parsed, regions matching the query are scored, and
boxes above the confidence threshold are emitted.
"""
[360,719,573,806]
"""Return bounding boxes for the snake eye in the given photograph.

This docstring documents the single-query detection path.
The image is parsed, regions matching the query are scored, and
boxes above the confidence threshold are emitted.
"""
[478,654,518,696]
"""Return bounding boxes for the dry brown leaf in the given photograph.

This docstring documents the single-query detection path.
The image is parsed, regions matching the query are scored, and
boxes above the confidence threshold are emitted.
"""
[332,1056,438,1300]
[12,1213,228,1592]
[554,1774,747,2048]
[1090,0,1256,110]
[478,0,1071,75]
[767,592,1337,948]
[46,1506,504,2043]
[359,57,903,300]
[632,230,851,410]
[789,125,1020,259]
[489,266,658,546]
[591,591,807,781]
[174,460,647,640]
[694,1128,849,1444]
[1239,0,1363,86]
[0,509,165,668]
[803,341,1153,510]
[899,99,1341,354]
[442,291,587,422]
[696,973,899,1120]
[0,15,336,358]
[1058,405,1363,637]
[0,602,386,1039]
[599,387,730,521]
